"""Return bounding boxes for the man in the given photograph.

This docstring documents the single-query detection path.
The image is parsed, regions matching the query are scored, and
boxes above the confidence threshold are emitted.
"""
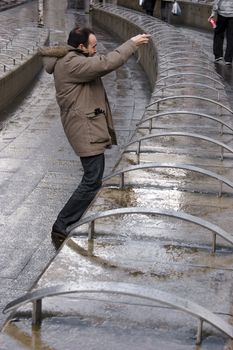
[209,0,233,65]
[143,0,156,16]
[40,27,150,241]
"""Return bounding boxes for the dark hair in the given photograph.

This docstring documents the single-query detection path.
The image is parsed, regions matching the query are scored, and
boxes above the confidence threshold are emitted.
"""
[67,26,95,48]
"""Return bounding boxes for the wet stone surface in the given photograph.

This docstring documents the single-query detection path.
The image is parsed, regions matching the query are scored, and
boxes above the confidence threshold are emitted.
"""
[0,0,150,335]
[1,2,233,350]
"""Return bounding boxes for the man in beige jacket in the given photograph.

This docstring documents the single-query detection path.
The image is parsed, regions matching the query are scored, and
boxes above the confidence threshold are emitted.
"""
[40,26,150,241]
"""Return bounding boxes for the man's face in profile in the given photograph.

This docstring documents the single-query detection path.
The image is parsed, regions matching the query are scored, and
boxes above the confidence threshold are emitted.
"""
[83,33,97,56]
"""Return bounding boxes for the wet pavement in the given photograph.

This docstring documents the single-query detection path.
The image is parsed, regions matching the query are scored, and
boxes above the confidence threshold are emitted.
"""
[0,1,233,350]
[0,0,150,331]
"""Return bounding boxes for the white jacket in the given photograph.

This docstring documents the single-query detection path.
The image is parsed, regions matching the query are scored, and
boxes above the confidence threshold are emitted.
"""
[211,0,233,17]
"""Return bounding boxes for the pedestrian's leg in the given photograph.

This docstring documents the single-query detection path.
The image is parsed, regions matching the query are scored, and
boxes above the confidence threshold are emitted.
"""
[213,15,226,60]
[52,153,105,237]
[224,17,233,64]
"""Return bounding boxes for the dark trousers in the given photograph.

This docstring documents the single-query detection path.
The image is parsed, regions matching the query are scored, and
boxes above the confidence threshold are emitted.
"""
[53,153,105,233]
[214,14,233,62]
[145,0,156,16]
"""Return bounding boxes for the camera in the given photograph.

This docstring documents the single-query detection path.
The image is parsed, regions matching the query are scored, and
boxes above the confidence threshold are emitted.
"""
[94,108,104,116]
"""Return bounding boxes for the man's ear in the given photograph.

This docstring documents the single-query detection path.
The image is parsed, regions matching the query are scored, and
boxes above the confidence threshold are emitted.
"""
[78,43,85,51]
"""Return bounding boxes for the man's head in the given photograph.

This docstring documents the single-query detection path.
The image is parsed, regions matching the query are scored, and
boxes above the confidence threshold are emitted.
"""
[67,26,97,56]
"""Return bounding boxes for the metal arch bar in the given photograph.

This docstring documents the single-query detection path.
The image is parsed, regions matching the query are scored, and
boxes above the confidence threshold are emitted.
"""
[67,207,233,251]
[146,28,174,36]
[152,83,220,98]
[159,50,207,61]
[7,44,30,54]
[155,35,191,45]
[160,47,207,57]
[102,162,233,196]
[156,74,224,87]
[1,63,12,72]
[143,23,167,30]
[146,96,232,114]
[146,28,172,36]
[0,53,18,64]
[3,282,233,344]
[136,110,233,134]
[2,49,25,58]
[123,132,233,161]
[152,30,185,40]
[159,65,221,78]
[160,57,213,67]
[157,39,189,47]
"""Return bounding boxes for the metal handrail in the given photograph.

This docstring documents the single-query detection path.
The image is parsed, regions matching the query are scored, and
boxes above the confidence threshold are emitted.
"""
[147,96,232,114]
[152,83,221,100]
[156,74,224,87]
[0,53,18,65]
[156,39,189,47]
[160,47,208,58]
[159,65,221,78]
[123,132,233,162]
[136,110,233,135]
[159,57,213,67]
[103,162,233,196]
[67,207,233,252]
[0,63,13,72]
[6,44,31,55]
[159,49,207,60]
[3,282,233,344]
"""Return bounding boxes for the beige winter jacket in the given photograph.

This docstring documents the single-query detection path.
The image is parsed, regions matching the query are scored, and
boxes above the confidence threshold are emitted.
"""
[40,40,137,157]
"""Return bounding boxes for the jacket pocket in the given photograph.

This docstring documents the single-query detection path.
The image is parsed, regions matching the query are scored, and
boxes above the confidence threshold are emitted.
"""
[86,113,111,144]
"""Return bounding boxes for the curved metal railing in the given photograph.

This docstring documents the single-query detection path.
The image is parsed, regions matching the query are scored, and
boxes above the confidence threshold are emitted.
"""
[123,132,233,163]
[3,282,233,345]
[159,65,221,78]
[152,83,222,100]
[103,162,233,196]
[155,75,224,87]
[146,95,232,114]
[66,207,233,253]
[136,110,233,135]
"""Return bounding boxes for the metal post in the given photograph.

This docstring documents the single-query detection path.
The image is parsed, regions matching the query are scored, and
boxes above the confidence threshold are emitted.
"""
[218,181,223,197]
[196,318,203,345]
[88,220,95,240]
[32,299,42,326]
[212,233,217,253]
[120,173,124,189]
[38,0,44,28]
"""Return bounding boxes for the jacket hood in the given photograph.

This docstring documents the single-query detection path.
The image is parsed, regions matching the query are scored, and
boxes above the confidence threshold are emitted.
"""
[38,45,84,74]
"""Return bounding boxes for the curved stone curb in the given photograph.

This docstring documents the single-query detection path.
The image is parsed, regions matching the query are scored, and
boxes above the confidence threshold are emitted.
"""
[0,26,49,113]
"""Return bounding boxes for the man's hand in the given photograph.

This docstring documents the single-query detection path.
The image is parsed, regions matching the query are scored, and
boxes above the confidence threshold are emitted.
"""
[131,34,151,46]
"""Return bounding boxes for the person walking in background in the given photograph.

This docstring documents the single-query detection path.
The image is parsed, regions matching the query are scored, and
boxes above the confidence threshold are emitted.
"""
[209,0,233,65]
[40,27,150,241]
[143,0,156,16]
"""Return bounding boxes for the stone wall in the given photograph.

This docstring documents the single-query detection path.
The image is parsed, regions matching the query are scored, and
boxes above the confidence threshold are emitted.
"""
[92,7,158,89]
[0,53,43,113]
[117,0,212,31]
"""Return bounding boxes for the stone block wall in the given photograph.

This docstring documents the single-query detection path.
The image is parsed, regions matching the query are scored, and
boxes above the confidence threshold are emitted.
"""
[93,7,158,89]
[117,0,212,31]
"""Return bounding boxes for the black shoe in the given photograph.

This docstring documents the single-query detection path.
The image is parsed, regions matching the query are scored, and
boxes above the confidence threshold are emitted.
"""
[51,236,64,250]
[51,230,68,240]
